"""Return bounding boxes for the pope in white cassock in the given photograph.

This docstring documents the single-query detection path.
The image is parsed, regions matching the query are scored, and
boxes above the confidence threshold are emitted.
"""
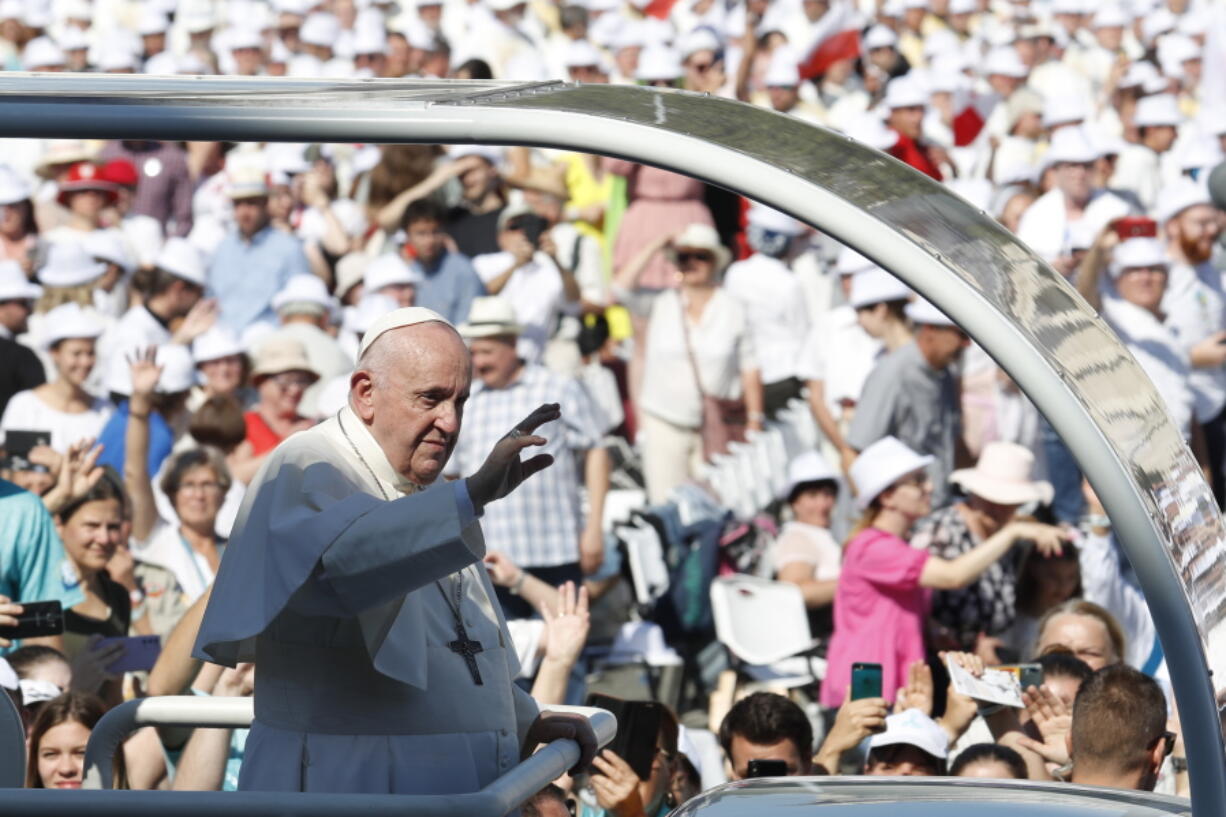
[193,306,596,795]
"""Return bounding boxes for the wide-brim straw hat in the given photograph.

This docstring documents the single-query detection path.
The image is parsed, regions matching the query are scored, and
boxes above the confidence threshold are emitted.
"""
[949,441,1053,506]
[668,223,731,271]
[250,336,320,384]
[458,296,523,339]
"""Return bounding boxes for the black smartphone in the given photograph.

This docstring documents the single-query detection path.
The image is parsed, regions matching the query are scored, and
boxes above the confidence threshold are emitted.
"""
[507,213,549,249]
[587,693,664,781]
[4,429,50,458]
[850,662,883,701]
[746,759,788,778]
[0,600,63,640]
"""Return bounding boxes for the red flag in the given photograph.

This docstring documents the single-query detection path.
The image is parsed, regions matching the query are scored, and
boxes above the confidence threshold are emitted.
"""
[642,0,680,20]
[952,105,985,147]
[799,29,860,80]
[797,0,862,80]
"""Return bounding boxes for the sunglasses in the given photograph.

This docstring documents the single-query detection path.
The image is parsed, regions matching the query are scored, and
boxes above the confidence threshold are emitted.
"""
[1155,731,1177,758]
[674,251,714,265]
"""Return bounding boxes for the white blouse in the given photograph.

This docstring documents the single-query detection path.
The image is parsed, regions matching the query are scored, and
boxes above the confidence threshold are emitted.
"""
[0,389,113,453]
[639,288,756,430]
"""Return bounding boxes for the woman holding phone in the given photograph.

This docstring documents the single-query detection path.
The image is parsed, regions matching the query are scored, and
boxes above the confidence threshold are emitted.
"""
[819,437,1067,708]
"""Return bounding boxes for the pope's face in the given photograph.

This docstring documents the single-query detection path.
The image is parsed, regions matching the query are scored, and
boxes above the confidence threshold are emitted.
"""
[363,323,472,486]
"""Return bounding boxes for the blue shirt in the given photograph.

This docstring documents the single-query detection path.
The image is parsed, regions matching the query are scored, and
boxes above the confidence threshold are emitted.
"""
[208,226,311,333]
[96,402,174,478]
[409,249,486,326]
[0,479,84,654]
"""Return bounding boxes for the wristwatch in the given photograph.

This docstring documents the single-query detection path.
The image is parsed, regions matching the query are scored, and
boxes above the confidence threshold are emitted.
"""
[509,572,527,596]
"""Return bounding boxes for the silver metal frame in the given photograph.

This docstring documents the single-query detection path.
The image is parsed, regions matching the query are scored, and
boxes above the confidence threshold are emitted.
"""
[0,74,1221,812]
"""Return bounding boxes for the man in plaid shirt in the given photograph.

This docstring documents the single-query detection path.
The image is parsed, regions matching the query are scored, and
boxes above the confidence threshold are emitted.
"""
[449,297,611,618]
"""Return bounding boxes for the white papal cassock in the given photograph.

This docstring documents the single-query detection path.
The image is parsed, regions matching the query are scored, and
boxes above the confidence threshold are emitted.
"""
[193,404,538,794]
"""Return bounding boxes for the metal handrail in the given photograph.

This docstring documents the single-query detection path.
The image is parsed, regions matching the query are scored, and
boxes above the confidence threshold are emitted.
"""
[83,696,255,789]
[71,696,612,817]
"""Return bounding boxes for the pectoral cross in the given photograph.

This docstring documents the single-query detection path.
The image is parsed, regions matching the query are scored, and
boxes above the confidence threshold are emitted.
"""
[448,620,484,685]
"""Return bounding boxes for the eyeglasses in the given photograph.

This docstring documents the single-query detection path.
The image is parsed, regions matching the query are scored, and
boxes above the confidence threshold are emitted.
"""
[179,481,222,495]
[689,61,713,73]
[270,372,314,389]
[1155,731,1177,758]
[674,251,714,265]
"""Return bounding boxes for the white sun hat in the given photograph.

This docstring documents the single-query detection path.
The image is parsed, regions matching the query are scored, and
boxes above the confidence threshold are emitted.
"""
[0,164,31,205]
[849,267,911,309]
[870,709,949,760]
[38,241,107,287]
[904,296,957,327]
[781,450,840,501]
[0,260,41,300]
[1154,177,1212,226]
[1133,94,1181,129]
[83,230,133,272]
[849,436,934,510]
[458,295,523,339]
[154,237,206,287]
[272,273,333,314]
[192,326,245,364]
[41,302,104,347]
[949,440,1053,505]
[364,253,422,292]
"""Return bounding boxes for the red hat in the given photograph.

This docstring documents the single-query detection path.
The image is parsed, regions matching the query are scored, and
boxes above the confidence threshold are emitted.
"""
[56,162,118,206]
[98,159,139,188]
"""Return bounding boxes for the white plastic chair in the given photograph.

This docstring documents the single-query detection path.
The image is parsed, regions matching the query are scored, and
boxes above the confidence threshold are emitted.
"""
[617,521,670,607]
[710,575,826,689]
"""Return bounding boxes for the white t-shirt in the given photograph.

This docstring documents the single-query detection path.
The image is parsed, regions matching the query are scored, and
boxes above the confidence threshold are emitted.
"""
[723,254,810,385]
[771,521,841,581]
[639,288,756,430]
[795,305,882,415]
[0,389,113,453]
[472,250,565,364]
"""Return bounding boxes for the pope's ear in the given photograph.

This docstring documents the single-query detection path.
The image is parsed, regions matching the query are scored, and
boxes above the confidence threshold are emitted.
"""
[350,369,376,420]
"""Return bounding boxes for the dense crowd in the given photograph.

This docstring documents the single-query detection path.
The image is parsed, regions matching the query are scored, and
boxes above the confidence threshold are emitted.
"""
[0,0,1224,812]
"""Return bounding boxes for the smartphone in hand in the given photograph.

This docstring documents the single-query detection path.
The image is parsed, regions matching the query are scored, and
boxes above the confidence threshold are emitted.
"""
[0,600,63,640]
[746,759,788,778]
[95,635,162,674]
[851,662,883,700]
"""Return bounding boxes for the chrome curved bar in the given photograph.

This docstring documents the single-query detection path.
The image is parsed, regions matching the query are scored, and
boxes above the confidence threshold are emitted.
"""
[0,74,1220,812]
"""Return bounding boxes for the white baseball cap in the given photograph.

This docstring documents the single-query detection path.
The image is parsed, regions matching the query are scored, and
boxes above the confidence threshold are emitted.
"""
[904,296,956,327]
[0,260,41,300]
[41,302,104,347]
[1111,237,1168,278]
[849,267,911,309]
[869,710,949,760]
[364,253,422,292]
[781,450,840,501]
[22,36,65,69]
[849,436,934,510]
[155,237,206,287]
[636,45,681,82]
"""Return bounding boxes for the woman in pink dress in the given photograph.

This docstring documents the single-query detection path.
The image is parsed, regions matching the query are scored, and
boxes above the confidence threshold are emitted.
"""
[604,159,713,292]
[820,436,1064,708]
